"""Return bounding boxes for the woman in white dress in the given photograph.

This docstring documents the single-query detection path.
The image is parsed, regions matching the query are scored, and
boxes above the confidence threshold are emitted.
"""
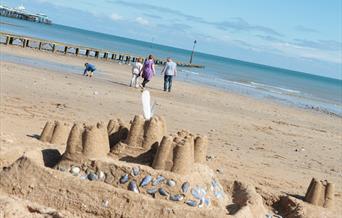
[130,58,143,88]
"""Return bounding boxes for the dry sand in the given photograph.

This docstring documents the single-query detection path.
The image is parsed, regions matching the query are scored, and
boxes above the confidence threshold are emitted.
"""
[0,45,341,217]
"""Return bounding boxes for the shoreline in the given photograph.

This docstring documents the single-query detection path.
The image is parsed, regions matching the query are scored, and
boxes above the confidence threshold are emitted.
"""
[1,44,340,118]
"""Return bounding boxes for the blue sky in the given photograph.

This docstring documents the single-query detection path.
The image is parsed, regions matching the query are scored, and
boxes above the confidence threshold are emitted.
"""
[2,0,342,79]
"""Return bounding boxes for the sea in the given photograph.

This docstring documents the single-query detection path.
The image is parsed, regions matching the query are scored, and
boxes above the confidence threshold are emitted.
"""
[1,16,341,116]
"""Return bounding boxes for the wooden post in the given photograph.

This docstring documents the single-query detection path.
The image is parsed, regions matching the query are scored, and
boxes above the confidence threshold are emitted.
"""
[64,46,68,54]
[75,48,79,56]
[95,51,99,58]
[126,56,131,64]
[104,52,108,59]
[85,49,90,56]
[26,40,30,48]
[38,42,42,50]
[52,44,56,53]
[8,37,14,45]
[22,39,26,48]
[5,36,10,45]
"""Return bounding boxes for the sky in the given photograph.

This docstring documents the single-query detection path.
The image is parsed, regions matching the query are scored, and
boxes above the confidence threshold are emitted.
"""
[2,0,342,79]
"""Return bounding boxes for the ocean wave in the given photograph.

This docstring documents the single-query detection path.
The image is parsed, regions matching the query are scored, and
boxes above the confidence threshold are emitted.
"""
[180,69,199,75]
[250,82,301,94]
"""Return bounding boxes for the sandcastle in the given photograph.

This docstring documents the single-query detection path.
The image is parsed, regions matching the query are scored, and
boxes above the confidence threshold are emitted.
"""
[40,121,71,145]
[46,115,208,176]
[124,115,167,149]
[304,178,335,208]
[152,130,208,175]
[37,115,226,210]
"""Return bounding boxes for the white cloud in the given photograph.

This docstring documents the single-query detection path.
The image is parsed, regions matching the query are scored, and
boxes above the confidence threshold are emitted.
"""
[110,13,123,21]
[135,17,149,26]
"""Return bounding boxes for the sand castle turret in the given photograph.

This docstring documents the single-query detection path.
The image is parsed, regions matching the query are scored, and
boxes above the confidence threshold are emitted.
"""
[107,119,129,147]
[171,136,194,175]
[83,123,110,159]
[152,136,173,170]
[40,121,56,142]
[194,136,208,163]
[63,123,84,161]
[304,178,335,208]
[125,115,167,149]
[152,130,208,175]
[40,121,71,145]
[50,121,71,145]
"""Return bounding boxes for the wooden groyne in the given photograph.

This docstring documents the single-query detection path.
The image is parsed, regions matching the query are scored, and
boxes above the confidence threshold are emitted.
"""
[0,32,204,68]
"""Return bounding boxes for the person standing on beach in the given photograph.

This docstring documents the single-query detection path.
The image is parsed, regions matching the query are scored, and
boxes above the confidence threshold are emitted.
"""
[140,55,155,88]
[161,58,177,92]
[130,58,143,87]
[83,63,96,77]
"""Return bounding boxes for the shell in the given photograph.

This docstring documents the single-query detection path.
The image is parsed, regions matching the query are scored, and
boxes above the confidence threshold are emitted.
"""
[120,174,129,184]
[181,182,190,193]
[70,166,80,176]
[131,166,140,176]
[166,179,176,187]
[198,197,210,208]
[128,181,139,193]
[185,200,197,207]
[169,194,184,201]
[140,175,152,187]
[191,186,206,200]
[152,175,165,186]
[87,172,98,181]
[204,198,211,206]
[214,190,223,199]
[98,171,105,180]
[147,188,158,195]
[80,174,87,180]
[158,188,169,196]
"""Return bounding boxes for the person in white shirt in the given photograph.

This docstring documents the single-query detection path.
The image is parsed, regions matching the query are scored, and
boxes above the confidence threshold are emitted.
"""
[130,58,143,88]
[161,58,177,92]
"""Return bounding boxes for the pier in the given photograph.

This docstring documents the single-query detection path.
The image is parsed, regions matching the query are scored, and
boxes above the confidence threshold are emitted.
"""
[0,5,51,24]
[0,32,204,68]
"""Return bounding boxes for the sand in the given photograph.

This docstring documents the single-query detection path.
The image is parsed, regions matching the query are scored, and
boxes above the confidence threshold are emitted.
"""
[0,45,341,217]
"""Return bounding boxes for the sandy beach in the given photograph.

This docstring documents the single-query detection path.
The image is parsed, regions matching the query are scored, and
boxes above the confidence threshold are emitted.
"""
[0,45,341,217]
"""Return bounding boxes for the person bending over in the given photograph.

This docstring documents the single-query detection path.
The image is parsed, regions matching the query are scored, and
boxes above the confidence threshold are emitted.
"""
[161,58,177,92]
[83,63,96,77]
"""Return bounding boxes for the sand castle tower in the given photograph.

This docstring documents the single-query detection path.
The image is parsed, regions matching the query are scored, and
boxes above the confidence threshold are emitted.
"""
[304,178,335,208]
[152,130,208,175]
[82,123,110,159]
[171,136,194,175]
[40,121,55,142]
[152,136,174,170]
[56,122,111,163]
[125,115,167,150]
[40,121,71,145]
[63,123,85,161]
[107,119,129,148]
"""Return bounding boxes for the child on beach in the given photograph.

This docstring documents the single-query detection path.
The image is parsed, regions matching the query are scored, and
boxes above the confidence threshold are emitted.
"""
[130,58,143,87]
[140,55,155,88]
[83,63,96,77]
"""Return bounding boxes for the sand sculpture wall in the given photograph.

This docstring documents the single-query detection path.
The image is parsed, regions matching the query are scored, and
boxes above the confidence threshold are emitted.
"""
[40,121,71,145]
[304,178,335,208]
[152,130,208,175]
